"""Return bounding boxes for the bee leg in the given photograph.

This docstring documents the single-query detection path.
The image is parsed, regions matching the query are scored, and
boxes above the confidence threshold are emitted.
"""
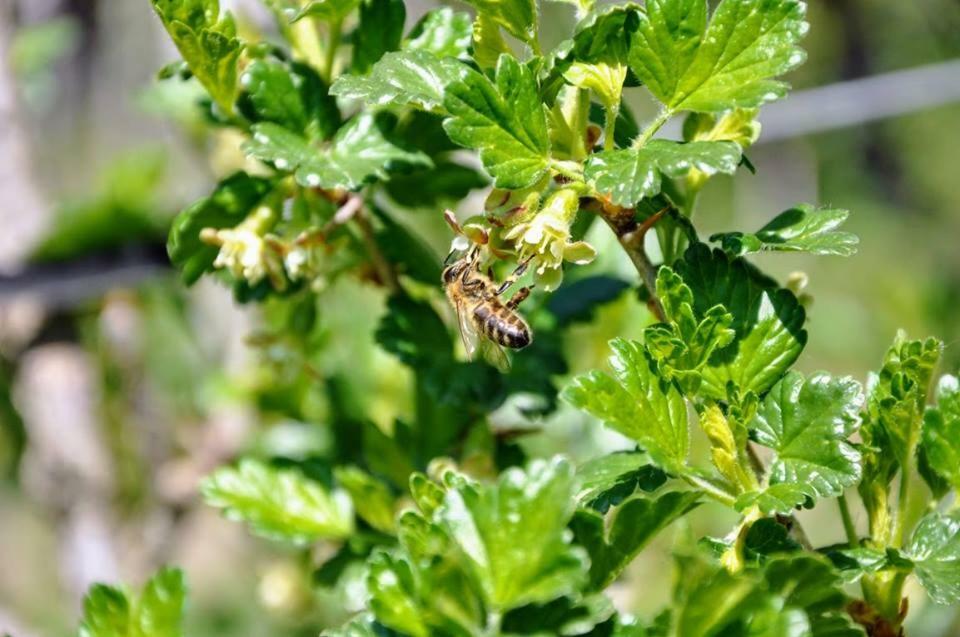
[506,286,533,309]
[496,255,534,296]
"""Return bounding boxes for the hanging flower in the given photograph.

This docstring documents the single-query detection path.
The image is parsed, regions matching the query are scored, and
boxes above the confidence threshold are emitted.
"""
[503,187,596,291]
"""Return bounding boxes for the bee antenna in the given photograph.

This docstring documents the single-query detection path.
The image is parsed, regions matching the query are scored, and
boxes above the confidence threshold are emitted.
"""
[443,251,457,265]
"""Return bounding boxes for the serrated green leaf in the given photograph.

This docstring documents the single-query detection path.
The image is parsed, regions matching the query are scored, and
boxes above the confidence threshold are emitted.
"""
[741,372,862,514]
[436,456,588,611]
[672,244,808,400]
[202,459,354,544]
[572,490,700,589]
[471,14,512,70]
[334,466,396,533]
[443,55,551,189]
[629,0,808,113]
[243,113,431,190]
[352,0,405,74]
[867,334,943,467]
[906,513,960,605]
[406,8,473,59]
[367,551,429,637]
[150,0,241,114]
[294,0,361,23]
[762,556,863,637]
[461,0,538,46]
[585,140,741,206]
[167,172,274,285]
[331,50,468,112]
[921,375,960,492]
[563,339,689,473]
[646,266,736,394]
[711,205,859,257]
[628,0,706,105]
[79,568,186,637]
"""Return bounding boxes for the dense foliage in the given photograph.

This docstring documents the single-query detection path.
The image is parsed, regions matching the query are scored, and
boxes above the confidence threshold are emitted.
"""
[74,0,960,635]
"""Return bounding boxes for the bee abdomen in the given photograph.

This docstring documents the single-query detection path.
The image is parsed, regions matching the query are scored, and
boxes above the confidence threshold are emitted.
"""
[474,304,531,349]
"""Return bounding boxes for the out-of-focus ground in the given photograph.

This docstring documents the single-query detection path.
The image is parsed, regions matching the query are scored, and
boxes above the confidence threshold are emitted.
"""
[1,0,959,635]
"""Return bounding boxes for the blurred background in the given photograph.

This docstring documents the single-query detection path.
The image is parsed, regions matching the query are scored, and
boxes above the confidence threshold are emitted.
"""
[1,0,959,635]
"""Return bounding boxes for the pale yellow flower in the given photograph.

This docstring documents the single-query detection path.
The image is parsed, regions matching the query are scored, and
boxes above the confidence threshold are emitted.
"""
[503,188,596,290]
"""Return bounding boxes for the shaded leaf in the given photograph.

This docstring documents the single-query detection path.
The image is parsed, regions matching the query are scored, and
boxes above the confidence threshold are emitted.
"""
[352,0,405,74]
[334,466,396,533]
[576,451,668,513]
[571,490,701,589]
[461,0,538,46]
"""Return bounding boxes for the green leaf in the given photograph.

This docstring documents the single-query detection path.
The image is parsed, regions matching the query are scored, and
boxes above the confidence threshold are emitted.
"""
[628,0,808,113]
[921,375,960,492]
[294,0,361,23]
[367,551,429,637]
[384,161,488,208]
[436,456,588,611]
[563,339,690,473]
[372,207,444,284]
[628,0,706,106]
[576,451,668,513]
[906,513,960,605]
[238,57,341,140]
[243,113,431,190]
[867,334,943,467]
[545,275,631,326]
[375,294,452,367]
[571,490,700,589]
[150,0,241,114]
[320,617,387,637]
[682,108,762,148]
[645,266,736,394]
[405,8,473,59]
[761,555,862,637]
[742,518,801,563]
[711,205,859,257]
[585,140,741,207]
[501,594,616,636]
[334,466,396,533]
[672,244,808,401]
[331,51,468,113]
[79,568,186,637]
[167,172,274,285]
[471,14,512,70]
[461,0,538,46]
[740,371,863,514]
[443,55,551,189]
[352,0,405,74]
[201,459,354,544]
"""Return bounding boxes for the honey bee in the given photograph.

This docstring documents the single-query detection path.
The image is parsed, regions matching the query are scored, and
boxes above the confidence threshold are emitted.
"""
[442,248,533,367]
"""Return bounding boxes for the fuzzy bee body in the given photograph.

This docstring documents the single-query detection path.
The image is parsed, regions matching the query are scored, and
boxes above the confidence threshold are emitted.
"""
[442,251,533,362]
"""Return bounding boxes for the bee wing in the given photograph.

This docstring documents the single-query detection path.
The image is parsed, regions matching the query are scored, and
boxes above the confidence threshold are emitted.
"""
[480,338,512,373]
[454,298,480,360]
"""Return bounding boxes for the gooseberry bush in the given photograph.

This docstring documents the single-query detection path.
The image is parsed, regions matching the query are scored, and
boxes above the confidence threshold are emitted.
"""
[76,0,960,635]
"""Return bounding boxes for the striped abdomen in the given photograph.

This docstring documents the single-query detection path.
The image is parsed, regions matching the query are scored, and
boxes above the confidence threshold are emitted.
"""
[473,301,531,349]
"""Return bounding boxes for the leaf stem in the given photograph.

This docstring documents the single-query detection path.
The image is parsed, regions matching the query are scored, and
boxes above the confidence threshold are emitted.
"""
[603,103,619,151]
[632,107,674,149]
[892,461,912,548]
[838,492,858,547]
[550,159,585,182]
[682,473,736,507]
[352,197,399,292]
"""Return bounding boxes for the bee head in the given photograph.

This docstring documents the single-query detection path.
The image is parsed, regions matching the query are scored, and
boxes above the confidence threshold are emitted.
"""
[442,261,465,284]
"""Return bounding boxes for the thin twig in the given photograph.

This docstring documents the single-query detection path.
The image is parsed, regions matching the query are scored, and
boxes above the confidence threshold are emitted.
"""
[352,199,399,292]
